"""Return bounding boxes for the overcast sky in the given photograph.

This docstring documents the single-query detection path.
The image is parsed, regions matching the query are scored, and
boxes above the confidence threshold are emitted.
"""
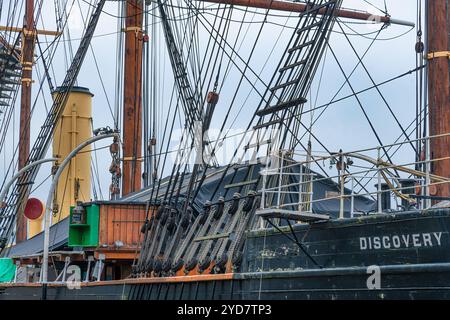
[0,0,422,203]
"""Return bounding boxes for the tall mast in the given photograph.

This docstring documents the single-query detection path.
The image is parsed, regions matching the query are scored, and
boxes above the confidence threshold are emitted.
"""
[16,0,36,242]
[122,0,144,195]
[427,0,450,199]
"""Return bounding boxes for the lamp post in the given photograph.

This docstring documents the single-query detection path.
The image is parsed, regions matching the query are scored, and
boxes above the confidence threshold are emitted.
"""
[0,158,57,256]
[41,131,118,286]
[0,158,58,206]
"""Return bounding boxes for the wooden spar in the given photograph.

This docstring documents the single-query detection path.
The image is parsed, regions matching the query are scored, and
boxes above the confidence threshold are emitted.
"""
[16,0,36,243]
[122,0,144,195]
[199,0,415,27]
[0,26,60,36]
[427,2,450,199]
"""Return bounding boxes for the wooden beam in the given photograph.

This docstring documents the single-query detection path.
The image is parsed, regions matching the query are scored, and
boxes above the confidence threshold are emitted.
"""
[94,251,139,260]
[16,0,35,243]
[199,0,414,27]
[0,26,61,36]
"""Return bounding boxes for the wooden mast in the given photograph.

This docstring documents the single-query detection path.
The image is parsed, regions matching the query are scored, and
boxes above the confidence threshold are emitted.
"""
[16,0,36,242]
[427,1,450,199]
[122,0,144,195]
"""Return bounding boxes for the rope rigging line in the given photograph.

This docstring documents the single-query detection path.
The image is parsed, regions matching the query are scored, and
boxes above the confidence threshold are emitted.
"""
[226,0,340,178]
[287,21,420,195]
[0,0,426,268]
[194,0,344,204]
[0,0,84,196]
[355,106,429,195]
[163,2,234,204]
[186,3,272,98]
[188,0,278,202]
[75,0,116,124]
[326,43,398,173]
[221,9,294,137]
[152,0,208,202]
[335,20,417,154]
[148,0,268,204]
[0,0,107,251]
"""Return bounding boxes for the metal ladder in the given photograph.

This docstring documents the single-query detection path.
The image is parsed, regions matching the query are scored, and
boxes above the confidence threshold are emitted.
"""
[0,40,21,150]
[255,0,339,125]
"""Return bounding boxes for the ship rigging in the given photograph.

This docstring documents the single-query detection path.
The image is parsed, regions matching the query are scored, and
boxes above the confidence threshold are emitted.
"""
[0,0,449,300]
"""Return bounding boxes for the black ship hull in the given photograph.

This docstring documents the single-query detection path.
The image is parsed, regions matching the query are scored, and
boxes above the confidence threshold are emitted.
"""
[2,208,450,300]
[2,263,450,300]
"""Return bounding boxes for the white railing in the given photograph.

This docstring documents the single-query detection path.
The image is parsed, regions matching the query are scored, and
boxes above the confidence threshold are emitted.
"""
[258,133,450,220]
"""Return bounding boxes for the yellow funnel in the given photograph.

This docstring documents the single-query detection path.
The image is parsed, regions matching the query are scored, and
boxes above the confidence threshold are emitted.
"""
[52,86,93,224]
[28,216,43,239]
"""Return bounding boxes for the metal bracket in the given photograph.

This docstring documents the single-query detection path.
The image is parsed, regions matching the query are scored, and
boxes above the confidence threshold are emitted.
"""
[0,26,61,36]
[427,51,450,60]
[123,27,142,32]
[122,26,142,38]
[21,78,34,84]
[122,156,143,162]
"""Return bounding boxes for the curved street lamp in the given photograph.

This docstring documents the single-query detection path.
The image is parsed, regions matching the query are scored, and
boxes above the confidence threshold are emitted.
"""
[41,131,119,285]
[0,158,58,209]
[0,158,58,255]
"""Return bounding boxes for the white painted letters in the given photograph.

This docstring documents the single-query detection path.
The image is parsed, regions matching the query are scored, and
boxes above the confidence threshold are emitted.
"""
[359,232,445,251]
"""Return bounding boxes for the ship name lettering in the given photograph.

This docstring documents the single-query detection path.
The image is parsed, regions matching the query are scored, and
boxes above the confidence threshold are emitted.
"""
[359,232,443,250]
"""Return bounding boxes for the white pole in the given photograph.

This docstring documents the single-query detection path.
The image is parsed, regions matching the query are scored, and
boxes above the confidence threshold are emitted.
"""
[41,132,118,284]
[259,155,269,229]
[425,136,432,209]
[277,151,284,209]
[62,256,70,282]
[308,174,313,213]
[0,158,58,205]
[0,158,57,253]
[298,164,303,211]
[13,260,20,283]
[339,170,345,219]
[377,148,382,214]
[350,176,354,218]
[339,153,345,219]
[85,256,94,282]
[97,257,103,281]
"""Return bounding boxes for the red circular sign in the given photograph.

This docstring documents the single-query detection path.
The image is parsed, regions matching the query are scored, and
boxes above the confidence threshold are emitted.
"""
[24,198,44,220]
